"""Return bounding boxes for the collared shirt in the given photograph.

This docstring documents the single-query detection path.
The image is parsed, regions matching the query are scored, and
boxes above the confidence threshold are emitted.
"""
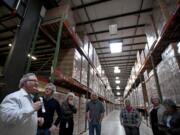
[0,88,37,135]
[120,107,141,127]
[86,100,105,124]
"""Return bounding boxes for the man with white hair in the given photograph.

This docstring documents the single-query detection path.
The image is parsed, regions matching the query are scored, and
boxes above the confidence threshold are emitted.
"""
[37,83,61,135]
[0,73,42,135]
[86,92,105,135]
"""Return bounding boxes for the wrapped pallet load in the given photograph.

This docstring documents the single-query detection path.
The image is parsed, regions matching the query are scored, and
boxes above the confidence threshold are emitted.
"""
[137,83,145,108]
[78,97,86,134]
[157,43,180,106]
[73,96,80,135]
[152,1,167,37]
[88,43,94,62]
[89,66,94,90]
[145,17,158,50]
[81,56,88,86]
[57,48,82,82]
[145,70,159,104]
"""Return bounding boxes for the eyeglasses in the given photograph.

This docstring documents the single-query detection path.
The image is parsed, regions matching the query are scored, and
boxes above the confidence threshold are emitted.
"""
[45,88,53,91]
[26,79,38,84]
[27,79,38,82]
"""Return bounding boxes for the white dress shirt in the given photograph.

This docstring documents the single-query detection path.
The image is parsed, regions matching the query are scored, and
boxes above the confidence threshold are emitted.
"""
[0,88,37,135]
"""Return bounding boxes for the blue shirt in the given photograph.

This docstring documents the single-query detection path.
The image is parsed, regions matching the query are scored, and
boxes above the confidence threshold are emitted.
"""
[86,100,105,124]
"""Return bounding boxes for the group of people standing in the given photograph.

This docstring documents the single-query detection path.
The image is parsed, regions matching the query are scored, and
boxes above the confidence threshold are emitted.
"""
[120,97,180,135]
[149,97,180,135]
[0,73,105,135]
[1,72,179,135]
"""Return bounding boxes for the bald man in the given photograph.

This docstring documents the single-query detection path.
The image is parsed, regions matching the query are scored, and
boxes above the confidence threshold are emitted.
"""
[86,92,105,135]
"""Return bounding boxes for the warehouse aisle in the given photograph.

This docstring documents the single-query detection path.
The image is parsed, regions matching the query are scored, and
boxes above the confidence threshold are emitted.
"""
[101,110,125,135]
[83,110,153,135]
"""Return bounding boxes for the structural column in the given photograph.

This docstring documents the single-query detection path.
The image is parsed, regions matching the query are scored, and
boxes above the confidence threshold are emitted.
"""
[2,0,43,99]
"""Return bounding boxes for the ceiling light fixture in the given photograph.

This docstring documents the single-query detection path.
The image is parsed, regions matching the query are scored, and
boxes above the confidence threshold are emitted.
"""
[178,42,180,54]
[27,54,37,60]
[109,24,118,35]
[110,42,122,53]
[8,43,12,47]
[114,66,121,73]
[31,56,37,60]
[115,80,120,84]
[116,86,120,90]
[117,92,121,95]
[115,77,119,80]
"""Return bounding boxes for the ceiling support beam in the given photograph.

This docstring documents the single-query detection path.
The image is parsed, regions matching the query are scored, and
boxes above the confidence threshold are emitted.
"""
[91,34,146,43]
[101,61,134,65]
[100,58,136,62]
[72,0,111,10]
[76,8,152,26]
[99,54,136,59]
[88,24,145,35]
[0,25,17,33]
[95,42,146,49]
[97,48,143,55]
[102,65,133,68]
[0,35,14,42]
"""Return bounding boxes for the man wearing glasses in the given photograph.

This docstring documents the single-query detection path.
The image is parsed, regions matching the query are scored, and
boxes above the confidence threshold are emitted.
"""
[0,73,43,135]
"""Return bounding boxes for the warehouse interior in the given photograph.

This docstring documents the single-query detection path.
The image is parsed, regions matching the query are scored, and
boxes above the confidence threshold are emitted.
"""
[0,0,180,135]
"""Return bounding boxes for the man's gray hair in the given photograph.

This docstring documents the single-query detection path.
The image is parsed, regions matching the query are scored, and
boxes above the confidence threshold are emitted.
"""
[91,91,98,96]
[151,96,161,103]
[45,83,56,93]
[19,73,37,88]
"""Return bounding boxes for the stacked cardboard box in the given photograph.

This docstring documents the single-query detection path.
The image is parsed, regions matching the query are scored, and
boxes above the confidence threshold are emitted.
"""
[145,70,159,104]
[44,4,75,29]
[141,50,146,64]
[157,43,180,105]
[92,74,98,93]
[73,96,80,135]
[89,66,94,90]
[137,51,141,65]
[81,56,88,86]
[144,44,150,57]
[83,36,89,56]
[137,83,145,108]
[143,70,149,82]
[88,43,93,62]
[145,17,158,50]
[165,0,178,15]
[152,1,166,37]
[57,48,82,82]
[78,97,86,134]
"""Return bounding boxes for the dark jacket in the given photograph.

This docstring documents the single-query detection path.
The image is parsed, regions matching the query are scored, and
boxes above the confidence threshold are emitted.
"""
[169,112,180,135]
[38,97,61,129]
[163,111,180,135]
[56,101,77,123]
